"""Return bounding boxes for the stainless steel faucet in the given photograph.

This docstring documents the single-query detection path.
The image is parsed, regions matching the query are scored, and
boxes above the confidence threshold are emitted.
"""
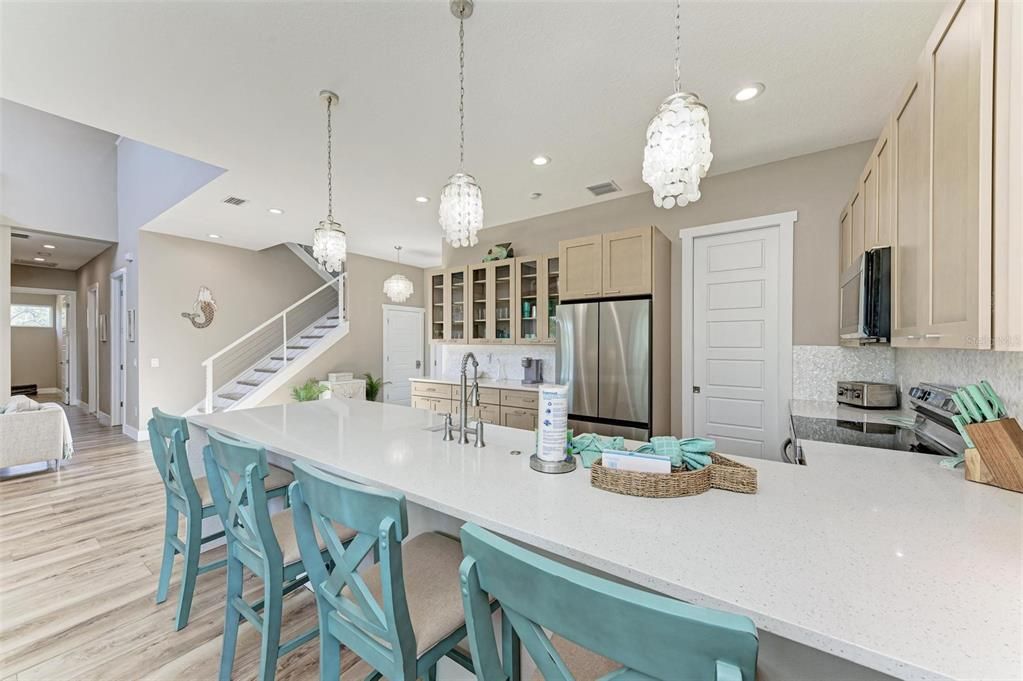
[455,352,484,447]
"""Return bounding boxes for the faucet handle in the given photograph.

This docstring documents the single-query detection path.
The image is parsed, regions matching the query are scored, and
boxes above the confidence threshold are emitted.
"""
[473,419,486,448]
[442,413,455,441]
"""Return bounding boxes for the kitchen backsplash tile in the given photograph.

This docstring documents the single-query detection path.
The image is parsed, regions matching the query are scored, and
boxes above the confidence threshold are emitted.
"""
[791,345,896,401]
[434,344,556,383]
[894,348,1023,419]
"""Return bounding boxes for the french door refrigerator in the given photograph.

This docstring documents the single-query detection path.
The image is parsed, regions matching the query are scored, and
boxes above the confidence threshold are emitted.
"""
[555,299,651,440]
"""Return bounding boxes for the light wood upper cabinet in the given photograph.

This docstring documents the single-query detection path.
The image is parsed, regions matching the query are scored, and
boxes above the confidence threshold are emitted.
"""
[993,0,1023,351]
[515,256,543,344]
[543,254,560,344]
[861,166,878,251]
[891,0,995,349]
[426,268,447,342]
[849,191,864,264]
[559,236,603,300]
[491,260,516,343]
[839,207,852,271]
[873,127,894,249]
[449,267,467,343]
[468,264,489,343]
[602,227,652,296]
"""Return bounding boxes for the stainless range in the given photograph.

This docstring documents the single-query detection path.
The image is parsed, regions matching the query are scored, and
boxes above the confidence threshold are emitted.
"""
[786,382,967,464]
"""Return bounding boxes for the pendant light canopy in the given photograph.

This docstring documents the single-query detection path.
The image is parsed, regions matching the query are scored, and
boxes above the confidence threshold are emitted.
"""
[313,89,347,271]
[383,246,415,303]
[642,0,712,209]
[438,0,483,248]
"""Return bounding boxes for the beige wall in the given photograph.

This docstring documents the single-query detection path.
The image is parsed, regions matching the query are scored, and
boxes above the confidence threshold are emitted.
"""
[262,253,426,406]
[76,246,116,412]
[11,265,78,290]
[137,233,327,419]
[442,141,874,435]
[10,292,58,388]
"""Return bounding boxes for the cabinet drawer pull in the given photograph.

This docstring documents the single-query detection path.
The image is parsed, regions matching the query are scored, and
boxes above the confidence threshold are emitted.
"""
[605,289,621,294]
[587,290,600,296]
[923,334,943,339]
[904,335,921,340]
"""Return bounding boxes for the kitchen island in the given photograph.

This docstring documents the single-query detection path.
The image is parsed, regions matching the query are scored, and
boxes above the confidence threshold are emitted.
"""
[189,398,1022,681]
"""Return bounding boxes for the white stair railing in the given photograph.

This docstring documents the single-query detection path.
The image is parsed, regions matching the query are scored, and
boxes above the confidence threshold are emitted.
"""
[201,275,346,413]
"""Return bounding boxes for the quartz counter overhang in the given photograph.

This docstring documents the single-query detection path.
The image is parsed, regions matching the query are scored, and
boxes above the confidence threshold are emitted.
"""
[189,399,1022,681]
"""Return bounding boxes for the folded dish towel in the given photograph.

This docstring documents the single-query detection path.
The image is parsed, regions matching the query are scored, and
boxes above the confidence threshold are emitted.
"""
[635,436,714,470]
[570,433,625,468]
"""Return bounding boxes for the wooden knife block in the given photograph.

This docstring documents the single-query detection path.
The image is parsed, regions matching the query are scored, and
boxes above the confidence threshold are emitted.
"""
[964,418,1023,493]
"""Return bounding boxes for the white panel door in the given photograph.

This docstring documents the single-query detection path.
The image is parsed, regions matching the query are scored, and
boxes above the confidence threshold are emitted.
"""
[693,226,780,459]
[383,307,424,406]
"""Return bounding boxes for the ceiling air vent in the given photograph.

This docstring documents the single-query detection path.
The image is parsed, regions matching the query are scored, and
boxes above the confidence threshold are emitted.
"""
[586,180,621,197]
[222,196,248,206]
[14,258,57,268]
[10,232,30,239]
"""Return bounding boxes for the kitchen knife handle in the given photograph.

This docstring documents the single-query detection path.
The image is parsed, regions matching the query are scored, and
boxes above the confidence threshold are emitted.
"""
[979,380,1007,417]
[955,389,984,423]
[966,384,997,421]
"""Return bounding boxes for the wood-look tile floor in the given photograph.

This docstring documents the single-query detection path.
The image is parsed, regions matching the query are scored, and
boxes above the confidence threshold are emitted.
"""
[0,399,343,681]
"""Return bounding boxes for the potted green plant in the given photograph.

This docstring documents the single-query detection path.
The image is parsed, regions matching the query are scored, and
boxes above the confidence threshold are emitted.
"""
[363,373,389,402]
[291,378,328,402]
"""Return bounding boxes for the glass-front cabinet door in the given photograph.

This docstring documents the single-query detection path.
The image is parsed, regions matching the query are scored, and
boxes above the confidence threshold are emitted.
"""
[491,260,515,343]
[515,257,542,343]
[469,264,489,343]
[543,253,560,344]
[448,266,467,343]
[427,268,447,342]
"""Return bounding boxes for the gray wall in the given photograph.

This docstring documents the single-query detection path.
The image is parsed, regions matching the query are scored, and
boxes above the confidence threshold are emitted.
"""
[11,265,78,290]
[443,141,874,435]
[10,292,57,388]
[0,99,118,241]
[76,245,117,413]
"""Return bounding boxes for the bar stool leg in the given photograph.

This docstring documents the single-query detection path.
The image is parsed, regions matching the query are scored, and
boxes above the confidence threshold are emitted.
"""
[175,513,201,630]
[317,603,341,681]
[156,503,176,604]
[258,566,284,681]
[219,556,244,681]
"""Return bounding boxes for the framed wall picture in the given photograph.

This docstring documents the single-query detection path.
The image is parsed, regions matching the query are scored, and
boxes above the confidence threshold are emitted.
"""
[127,309,136,343]
[98,313,108,343]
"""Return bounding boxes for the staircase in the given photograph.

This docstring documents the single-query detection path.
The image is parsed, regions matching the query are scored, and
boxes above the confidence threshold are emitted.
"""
[188,269,349,415]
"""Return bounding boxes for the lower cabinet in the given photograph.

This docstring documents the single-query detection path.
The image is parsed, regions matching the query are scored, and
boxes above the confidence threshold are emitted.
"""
[411,382,538,431]
[501,407,538,431]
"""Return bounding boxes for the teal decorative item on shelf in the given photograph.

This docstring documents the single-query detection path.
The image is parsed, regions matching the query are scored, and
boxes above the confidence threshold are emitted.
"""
[481,242,514,262]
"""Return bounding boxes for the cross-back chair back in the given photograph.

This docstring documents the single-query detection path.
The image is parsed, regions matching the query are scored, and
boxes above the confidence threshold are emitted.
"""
[149,408,201,514]
[289,460,418,679]
[459,522,760,681]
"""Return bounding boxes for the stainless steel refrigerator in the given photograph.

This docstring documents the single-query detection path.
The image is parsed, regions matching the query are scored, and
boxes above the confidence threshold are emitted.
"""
[555,299,651,440]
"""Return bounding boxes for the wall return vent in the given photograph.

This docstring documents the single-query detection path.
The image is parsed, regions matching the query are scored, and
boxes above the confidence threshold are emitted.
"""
[586,181,621,197]
[222,196,248,206]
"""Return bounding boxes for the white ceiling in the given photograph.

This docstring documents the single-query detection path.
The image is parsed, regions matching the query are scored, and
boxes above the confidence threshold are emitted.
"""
[9,228,113,271]
[1,1,945,267]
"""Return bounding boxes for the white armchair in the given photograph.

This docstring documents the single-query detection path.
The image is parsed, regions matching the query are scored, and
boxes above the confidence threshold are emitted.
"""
[0,407,67,470]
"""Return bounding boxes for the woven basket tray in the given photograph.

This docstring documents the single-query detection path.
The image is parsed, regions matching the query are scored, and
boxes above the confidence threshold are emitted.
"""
[590,453,757,498]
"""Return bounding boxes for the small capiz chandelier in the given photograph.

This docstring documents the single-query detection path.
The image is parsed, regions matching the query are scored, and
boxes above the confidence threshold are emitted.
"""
[438,0,483,248]
[312,89,347,271]
[642,0,712,209]
[383,246,415,303]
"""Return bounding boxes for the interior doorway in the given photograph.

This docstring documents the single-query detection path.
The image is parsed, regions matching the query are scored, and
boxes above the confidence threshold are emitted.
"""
[680,211,796,461]
[10,286,77,406]
[110,269,127,427]
[87,283,99,414]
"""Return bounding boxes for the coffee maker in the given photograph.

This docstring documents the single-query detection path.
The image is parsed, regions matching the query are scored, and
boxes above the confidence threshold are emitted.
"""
[521,357,543,385]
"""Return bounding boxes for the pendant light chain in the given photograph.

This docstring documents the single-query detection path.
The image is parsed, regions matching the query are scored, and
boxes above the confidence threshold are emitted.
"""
[673,0,681,94]
[458,16,466,169]
[326,95,334,221]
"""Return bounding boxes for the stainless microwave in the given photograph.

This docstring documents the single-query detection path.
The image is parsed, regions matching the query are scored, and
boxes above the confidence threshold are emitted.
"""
[839,247,891,343]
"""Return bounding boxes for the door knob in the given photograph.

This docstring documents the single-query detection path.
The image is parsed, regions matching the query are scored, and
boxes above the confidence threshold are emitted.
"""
[693,386,701,394]
[415,360,422,369]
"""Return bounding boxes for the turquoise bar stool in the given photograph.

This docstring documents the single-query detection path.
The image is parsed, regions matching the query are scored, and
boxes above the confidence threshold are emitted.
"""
[148,408,292,630]
[459,522,760,681]
[203,430,355,681]
[289,461,494,681]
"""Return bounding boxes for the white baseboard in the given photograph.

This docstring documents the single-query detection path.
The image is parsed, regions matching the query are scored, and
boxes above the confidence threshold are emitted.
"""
[37,387,62,395]
[71,398,82,407]
[123,424,149,442]
[96,410,111,426]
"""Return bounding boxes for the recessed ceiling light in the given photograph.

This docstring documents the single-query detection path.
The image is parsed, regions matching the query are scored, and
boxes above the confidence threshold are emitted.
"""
[267,208,284,215]
[33,257,46,262]
[208,234,221,239]
[43,244,56,249]
[531,155,551,166]
[415,196,430,203]
[733,83,765,102]
[529,192,543,200]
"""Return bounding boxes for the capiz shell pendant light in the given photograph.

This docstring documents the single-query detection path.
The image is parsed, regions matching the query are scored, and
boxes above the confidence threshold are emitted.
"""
[438,0,483,248]
[313,89,347,270]
[642,0,712,209]
[383,246,415,303]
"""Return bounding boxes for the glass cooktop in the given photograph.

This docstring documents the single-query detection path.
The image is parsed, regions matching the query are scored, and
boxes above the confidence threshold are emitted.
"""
[790,415,945,455]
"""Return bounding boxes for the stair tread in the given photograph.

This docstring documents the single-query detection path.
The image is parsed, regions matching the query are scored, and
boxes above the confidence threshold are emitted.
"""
[300,335,323,339]
[237,380,262,387]
[218,392,245,401]
[315,325,338,329]
[286,345,311,350]
[254,368,278,373]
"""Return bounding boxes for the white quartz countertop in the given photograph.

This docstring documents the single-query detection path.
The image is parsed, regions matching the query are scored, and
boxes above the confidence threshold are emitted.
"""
[411,376,541,392]
[190,399,1022,681]
[790,399,915,424]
